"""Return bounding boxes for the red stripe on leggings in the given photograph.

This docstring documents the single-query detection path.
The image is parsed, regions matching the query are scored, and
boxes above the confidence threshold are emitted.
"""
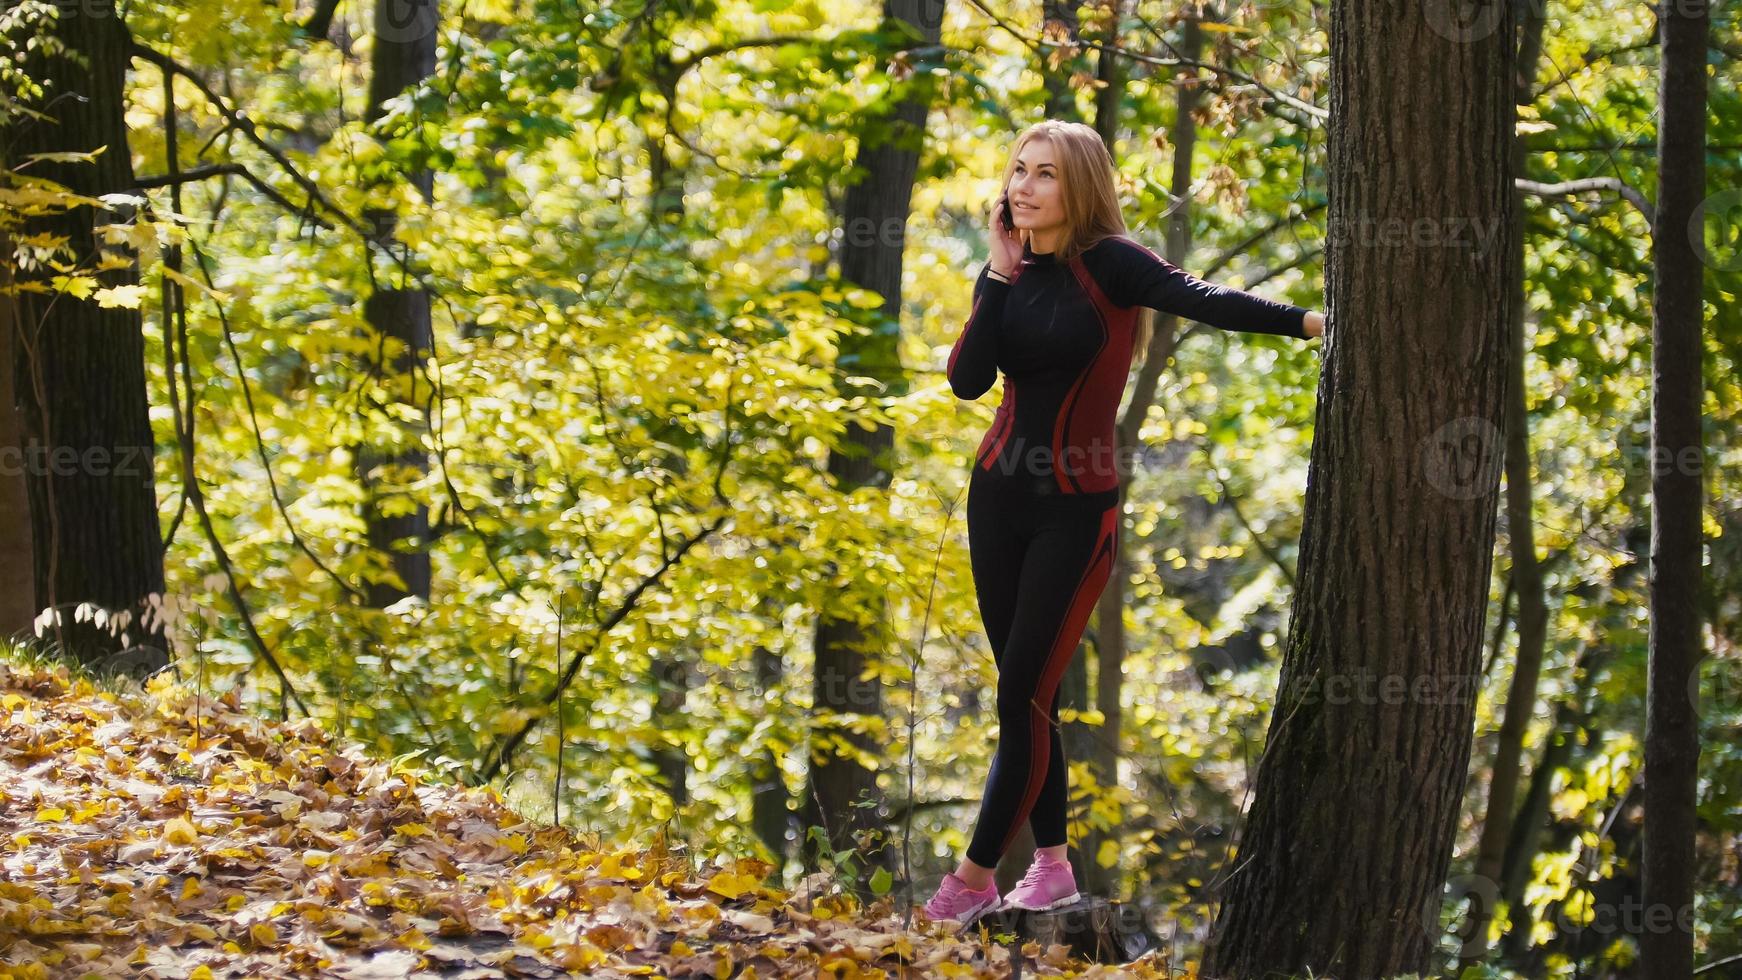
[997,504,1119,859]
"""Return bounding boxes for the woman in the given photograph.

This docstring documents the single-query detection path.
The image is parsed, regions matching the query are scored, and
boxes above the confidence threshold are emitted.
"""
[922,120,1324,929]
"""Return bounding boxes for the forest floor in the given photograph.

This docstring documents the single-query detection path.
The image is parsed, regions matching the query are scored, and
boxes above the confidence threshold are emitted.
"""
[0,659,1181,979]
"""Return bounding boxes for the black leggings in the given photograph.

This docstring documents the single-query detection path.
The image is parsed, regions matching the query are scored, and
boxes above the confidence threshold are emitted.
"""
[963,467,1120,869]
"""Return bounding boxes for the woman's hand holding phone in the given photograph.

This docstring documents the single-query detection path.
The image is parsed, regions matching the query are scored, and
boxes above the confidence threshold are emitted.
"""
[988,191,1022,279]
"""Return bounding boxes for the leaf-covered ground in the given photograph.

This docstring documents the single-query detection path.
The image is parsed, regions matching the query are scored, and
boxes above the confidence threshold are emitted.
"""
[0,663,1178,979]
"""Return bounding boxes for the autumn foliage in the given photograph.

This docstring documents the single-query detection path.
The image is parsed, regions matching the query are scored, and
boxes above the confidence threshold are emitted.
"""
[0,662,1180,978]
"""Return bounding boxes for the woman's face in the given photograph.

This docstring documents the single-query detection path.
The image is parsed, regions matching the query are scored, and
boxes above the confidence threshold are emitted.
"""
[1006,139,1064,237]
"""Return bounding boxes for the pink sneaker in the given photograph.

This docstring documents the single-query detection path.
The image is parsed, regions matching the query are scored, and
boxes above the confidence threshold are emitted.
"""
[1002,851,1079,912]
[922,871,1002,929]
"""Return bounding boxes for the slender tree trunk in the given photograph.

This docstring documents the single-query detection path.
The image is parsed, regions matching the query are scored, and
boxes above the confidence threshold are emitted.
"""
[640,98,694,805]
[751,633,791,864]
[1497,634,1610,967]
[0,230,36,638]
[1087,9,1202,901]
[1090,0,1126,152]
[1040,0,1085,122]
[6,0,168,673]
[1202,1,1515,974]
[800,0,942,898]
[1027,0,1103,896]
[356,0,437,608]
[1461,11,1552,959]
[1642,0,1707,975]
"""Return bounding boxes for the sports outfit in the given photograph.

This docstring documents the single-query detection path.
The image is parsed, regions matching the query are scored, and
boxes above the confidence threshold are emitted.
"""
[947,234,1310,869]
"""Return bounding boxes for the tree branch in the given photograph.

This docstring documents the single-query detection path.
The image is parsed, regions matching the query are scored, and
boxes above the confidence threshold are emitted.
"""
[1516,176,1655,226]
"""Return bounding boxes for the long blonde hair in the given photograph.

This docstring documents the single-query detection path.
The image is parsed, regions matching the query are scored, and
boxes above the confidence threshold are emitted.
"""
[999,120,1156,366]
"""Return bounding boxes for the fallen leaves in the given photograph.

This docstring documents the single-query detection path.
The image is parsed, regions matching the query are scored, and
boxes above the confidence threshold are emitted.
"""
[0,662,1177,978]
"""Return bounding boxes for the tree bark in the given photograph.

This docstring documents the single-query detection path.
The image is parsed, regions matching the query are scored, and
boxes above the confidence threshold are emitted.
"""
[800,0,943,898]
[1460,10,1553,960]
[356,0,437,608]
[751,631,792,864]
[1642,0,1707,975]
[1202,1,1516,975]
[1087,9,1202,902]
[6,0,168,674]
[0,230,36,638]
[1027,0,1103,898]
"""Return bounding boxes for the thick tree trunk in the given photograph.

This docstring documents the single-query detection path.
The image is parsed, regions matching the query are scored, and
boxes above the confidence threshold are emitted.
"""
[6,1,168,673]
[0,231,36,638]
[1201,2,1515,975]
[1642,1,1707,976]
[800,0,942,898]
[356,0,437,608]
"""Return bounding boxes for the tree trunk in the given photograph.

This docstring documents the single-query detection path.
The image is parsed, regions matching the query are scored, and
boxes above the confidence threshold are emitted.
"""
[1040,0,1086,122]
[6,0,168,674]
[1496,634,1611,967]
[356,0,437,608]
[1086,10,1202,901]
[1201,1,1515,975]
[1642,0,1707,976]
[800,0,942,898]
[1460,11,1552,959]
[751,633,792,864]
[0,230,36,638]
[1027,0,1103,898]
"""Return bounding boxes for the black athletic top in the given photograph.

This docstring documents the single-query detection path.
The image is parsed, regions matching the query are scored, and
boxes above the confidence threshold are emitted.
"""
[948,235,1311,495]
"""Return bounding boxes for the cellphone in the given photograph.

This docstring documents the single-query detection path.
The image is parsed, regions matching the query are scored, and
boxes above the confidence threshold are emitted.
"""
[999,196,1015,231]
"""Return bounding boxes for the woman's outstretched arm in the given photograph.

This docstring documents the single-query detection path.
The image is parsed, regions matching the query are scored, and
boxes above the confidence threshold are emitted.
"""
[1087,236,1314,339]
[946,264,1010,399]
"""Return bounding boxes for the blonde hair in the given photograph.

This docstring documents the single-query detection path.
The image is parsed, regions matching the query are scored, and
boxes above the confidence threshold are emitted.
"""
[999,120,1156,365]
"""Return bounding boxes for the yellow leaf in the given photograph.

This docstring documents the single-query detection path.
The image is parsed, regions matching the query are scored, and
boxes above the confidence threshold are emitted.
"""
[91,283,147,309]
[162,265,230,302]
[50,275,96,299]
[163,816,199,844]
[395,822,430,837]
[706,871,762,900]
[190,967,215,980]
[1096,838,1120,869]
[250,923,278,946]
[399,928,431,950]
[33,808,66,823]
